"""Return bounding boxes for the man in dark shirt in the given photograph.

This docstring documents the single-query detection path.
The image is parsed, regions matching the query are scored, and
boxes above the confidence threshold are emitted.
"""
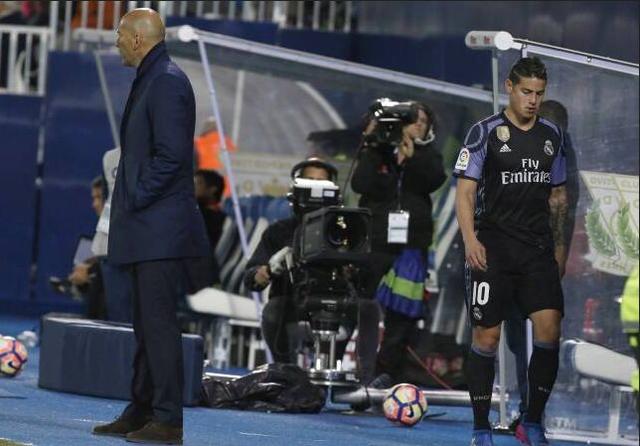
[195,169,226,283]
[243,157,380,384]
[453,57,568,446]
[195,169,226,250]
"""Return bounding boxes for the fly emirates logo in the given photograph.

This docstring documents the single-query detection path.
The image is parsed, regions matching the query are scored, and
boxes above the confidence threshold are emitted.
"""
[501,158,550,185]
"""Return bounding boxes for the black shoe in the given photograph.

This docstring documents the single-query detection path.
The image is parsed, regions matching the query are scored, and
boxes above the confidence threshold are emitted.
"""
[350,373,394,412]
[93,414,151,437]
[369,373,394,389]
[126,421,183,445]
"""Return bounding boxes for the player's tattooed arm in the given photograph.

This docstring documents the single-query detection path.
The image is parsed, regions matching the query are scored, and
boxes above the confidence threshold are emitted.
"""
[549,185,569,278]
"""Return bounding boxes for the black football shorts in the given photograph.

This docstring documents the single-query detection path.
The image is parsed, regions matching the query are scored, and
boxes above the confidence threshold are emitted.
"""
[464,229,564,327]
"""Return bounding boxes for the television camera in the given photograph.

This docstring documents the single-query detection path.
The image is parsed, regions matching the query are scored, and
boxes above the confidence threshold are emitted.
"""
[278,176,372,384]
[364,98,419,153]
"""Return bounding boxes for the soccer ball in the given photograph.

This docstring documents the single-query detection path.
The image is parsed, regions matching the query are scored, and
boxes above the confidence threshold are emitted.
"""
[0,336,28,377]
[382,383,428,427]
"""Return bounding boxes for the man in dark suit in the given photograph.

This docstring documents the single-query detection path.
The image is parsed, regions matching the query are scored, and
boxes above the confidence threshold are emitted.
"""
[92,8,209,445]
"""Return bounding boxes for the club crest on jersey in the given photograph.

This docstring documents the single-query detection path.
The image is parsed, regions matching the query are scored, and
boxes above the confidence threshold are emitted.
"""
[455,148,470,170]
[543,140,554,156]
[496,126,510,142]
[473,306,483,320]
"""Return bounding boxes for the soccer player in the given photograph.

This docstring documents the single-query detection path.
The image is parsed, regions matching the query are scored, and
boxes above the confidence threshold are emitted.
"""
[453,57,568,446]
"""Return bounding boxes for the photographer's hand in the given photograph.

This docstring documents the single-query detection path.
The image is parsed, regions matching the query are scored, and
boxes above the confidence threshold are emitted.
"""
[397,134,414,165]
[254,265,271,287]
[363,119,377,136]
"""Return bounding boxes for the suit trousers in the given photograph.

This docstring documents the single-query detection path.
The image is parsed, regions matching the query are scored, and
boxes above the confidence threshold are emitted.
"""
[100,258,133,323]
[121,259,185,427]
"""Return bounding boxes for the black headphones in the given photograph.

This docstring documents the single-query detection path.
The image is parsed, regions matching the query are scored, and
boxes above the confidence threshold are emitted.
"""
[290,157,338,182]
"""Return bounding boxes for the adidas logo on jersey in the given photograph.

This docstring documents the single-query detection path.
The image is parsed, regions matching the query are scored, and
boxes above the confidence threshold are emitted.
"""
[499,144,511,153]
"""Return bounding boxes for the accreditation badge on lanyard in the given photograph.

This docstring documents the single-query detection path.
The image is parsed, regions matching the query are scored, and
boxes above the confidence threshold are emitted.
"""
[388,210,410,244]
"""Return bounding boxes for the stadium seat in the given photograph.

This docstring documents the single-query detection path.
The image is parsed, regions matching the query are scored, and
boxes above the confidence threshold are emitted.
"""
[265,197,292,222]
[239,196,255,220]
[214,217,236,268]
[185,287,264,369]
[220,218,254,290]
[256,195,275,219]
[226,217,270,294]
[222,197,234,217]
[560,339,637,444]
[186,212,272,369]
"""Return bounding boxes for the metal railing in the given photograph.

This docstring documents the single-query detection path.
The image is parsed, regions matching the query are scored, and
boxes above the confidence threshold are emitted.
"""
[0,25,50,95]
[49,0,354,52]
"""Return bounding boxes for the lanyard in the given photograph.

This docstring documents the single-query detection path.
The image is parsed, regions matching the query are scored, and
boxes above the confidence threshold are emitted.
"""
[395,164,405,211]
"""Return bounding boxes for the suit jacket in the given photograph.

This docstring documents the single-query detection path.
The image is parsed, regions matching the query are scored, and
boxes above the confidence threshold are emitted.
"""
[108,42,209,264]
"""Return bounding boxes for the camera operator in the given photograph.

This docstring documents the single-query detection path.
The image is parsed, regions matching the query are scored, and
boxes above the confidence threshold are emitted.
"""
[351,100,447,387]
[243,157,380,384]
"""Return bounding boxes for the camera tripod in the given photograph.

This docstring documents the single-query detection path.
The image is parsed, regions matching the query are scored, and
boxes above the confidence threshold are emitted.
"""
[301,297,361,388]
[306,327,358,387]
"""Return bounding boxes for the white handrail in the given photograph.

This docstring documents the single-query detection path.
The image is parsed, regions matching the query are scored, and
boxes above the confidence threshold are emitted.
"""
[180,26,501,104]
[513,38,639,76]
[465,30,639,77]
[74,24,502,105]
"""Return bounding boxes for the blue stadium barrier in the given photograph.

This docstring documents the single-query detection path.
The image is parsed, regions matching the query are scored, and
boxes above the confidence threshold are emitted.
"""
[0,95,41,302]
[34,51,114,305]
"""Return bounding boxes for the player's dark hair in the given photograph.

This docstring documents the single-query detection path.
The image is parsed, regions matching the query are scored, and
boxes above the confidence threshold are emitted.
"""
[508,57,547,85]
[195,169,225,202]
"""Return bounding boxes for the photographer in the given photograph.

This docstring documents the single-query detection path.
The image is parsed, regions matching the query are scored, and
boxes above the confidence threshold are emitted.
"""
[243,157,380,384]
[351,100,447,387]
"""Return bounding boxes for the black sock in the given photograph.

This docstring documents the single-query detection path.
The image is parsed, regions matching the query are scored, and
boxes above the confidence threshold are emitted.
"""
[466,346,496,431]
[525,341,559,424]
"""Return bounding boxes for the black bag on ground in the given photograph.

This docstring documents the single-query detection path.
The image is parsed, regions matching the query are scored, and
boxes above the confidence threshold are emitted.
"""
[200,363,326,413]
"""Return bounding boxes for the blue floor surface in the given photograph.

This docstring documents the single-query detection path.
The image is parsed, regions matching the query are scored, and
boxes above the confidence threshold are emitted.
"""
[0,315,627,445]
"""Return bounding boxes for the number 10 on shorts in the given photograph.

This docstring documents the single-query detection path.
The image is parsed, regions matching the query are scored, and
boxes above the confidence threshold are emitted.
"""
[472,281,490,305]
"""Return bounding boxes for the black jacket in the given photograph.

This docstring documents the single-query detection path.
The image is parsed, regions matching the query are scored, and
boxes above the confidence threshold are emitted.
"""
[243,217,298,299]
[351,143,447,254]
